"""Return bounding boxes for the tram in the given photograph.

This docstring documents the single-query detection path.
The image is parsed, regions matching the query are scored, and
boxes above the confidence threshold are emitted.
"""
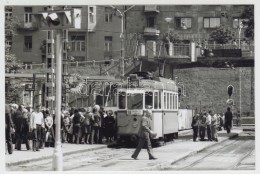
[116,72,179,143]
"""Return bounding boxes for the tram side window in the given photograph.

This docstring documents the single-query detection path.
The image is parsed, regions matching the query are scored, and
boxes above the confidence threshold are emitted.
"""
[168,93,171,109]
[119,92,126,109]
[170,94,173,110]
[174,94,177,109]
[158,92,161,109]
[164,93,167,109]
[145,92,153,109]
[154,92,158,109]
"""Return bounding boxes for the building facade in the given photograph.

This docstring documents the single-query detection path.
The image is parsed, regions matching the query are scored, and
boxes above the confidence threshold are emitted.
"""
[5,5,123,65]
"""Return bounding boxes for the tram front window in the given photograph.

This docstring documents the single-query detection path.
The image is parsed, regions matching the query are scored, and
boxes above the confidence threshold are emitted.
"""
[127,93,143,109]
[145,92,153,109]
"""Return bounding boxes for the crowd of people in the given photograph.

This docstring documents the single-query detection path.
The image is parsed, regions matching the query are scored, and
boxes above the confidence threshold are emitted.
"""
[191,107,233,142]
[5,103,117,155]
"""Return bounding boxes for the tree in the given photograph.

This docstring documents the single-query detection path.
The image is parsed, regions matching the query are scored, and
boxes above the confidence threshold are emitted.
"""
[5,6,22,73]
[241,6,254,40]
[210,25,235,44]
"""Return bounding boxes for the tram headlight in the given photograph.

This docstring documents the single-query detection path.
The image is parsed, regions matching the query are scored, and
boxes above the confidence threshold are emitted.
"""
[133,117,138,128]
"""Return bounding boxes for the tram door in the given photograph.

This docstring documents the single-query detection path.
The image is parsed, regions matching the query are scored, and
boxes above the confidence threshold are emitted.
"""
[151,91,163,138]
[162,92,178,135]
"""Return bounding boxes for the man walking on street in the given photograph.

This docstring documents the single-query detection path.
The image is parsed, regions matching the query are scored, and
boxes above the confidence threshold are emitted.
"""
[206,110,212,141]
[131,110,157,160]
[30,105,44,152]
[225,107,233,134]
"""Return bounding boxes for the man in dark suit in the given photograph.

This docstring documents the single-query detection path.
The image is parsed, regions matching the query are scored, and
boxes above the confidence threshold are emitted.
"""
[6,105,14,154]
[225,107,233,133]
[131,110,157,160]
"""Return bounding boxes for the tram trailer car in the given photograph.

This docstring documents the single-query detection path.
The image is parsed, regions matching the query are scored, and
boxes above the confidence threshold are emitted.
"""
[116,72,189,144]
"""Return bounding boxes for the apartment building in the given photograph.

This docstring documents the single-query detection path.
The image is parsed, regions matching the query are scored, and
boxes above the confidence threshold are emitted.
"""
[5,5,123,65]
[125,5,251,42]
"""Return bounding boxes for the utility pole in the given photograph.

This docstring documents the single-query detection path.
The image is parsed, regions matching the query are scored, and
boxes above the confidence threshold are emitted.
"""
[52,30,63,171]
[110,5,135,80]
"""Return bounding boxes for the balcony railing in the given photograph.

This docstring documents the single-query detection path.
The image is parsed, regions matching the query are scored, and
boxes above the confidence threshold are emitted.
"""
[17,22,39,31]
[143,27,160,36]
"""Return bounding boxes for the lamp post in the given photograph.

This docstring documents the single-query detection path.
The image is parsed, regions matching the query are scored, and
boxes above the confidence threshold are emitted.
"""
[235,19,244,49]
[52,30,63,171]
[110,5,135,80]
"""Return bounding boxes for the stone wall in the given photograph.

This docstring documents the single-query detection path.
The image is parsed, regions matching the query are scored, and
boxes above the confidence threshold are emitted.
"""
[173,67,254,116]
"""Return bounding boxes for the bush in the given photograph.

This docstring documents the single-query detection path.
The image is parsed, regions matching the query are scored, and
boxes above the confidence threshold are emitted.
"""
[210,25,235,44]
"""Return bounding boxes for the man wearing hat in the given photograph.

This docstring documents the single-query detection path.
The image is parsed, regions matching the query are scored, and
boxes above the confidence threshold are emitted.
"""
[131,110,157,160]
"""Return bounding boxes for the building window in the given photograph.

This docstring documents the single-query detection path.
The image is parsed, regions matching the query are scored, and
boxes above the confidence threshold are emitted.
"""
[24,62,32,69]
[104,36,112,51]
[24,36,32,51]
[47,31,52,39]
[5,7,12,20]
[203,17,220,28]
[89,6,94,23]
[47,43,52,54]
[105,7,113,22]
[175,17,192,29]
[233,18,248,28]
[147,16,155,28]
[24,7,32,23]
[71,36,85,51]
[5,36,12,50]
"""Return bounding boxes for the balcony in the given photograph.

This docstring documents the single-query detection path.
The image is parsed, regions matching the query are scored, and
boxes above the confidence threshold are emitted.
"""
[143,27,160,37]
[17,22,38,31]
[144,5,159,13]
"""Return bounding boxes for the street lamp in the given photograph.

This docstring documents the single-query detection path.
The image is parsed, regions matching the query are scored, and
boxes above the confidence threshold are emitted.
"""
[110,5,135,80]
[234,19,244,49]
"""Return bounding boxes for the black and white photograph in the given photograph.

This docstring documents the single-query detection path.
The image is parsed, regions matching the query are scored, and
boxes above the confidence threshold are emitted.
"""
[3,0,257,172]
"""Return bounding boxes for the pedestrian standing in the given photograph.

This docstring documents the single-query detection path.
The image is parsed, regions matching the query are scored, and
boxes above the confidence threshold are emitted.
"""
[104,110,115,142]
[91,107,101,144]
[191,113,199,142]
[217,113,224,131]
[30,105,44,152]
[206,110,212,141]
[131,110,157,160]
[10,104,18,146]
[81,107,93,144]
[224,107,233,134]
[63,112,70,143]
[72,109,83,144]
[6,105,14,154]
[211,112,218,142]
[13,104,31,150]
[39,107,47,149]
[198,113,207,141]
[44,111,54,147]
[99,107,106,144]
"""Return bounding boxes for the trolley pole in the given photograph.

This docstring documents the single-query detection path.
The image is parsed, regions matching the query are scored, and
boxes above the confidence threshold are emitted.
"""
[52,30,63,171]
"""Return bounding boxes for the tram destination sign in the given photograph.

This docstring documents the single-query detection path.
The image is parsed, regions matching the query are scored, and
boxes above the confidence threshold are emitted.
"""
[127,79,139,88]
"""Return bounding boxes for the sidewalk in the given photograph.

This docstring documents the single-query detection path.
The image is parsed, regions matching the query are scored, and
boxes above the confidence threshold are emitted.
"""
[6,128,243,170]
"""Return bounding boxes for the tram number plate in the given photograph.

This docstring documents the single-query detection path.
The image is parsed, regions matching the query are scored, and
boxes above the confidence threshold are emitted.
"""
[128,110,143,115]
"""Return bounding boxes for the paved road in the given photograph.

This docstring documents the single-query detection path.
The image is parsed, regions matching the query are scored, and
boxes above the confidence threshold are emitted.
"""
[7,129,253,171]
[164,132,255,170]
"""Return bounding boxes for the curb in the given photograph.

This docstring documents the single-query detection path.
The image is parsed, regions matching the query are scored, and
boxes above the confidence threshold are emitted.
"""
[6,145,107,167]
[139,132,239,171]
